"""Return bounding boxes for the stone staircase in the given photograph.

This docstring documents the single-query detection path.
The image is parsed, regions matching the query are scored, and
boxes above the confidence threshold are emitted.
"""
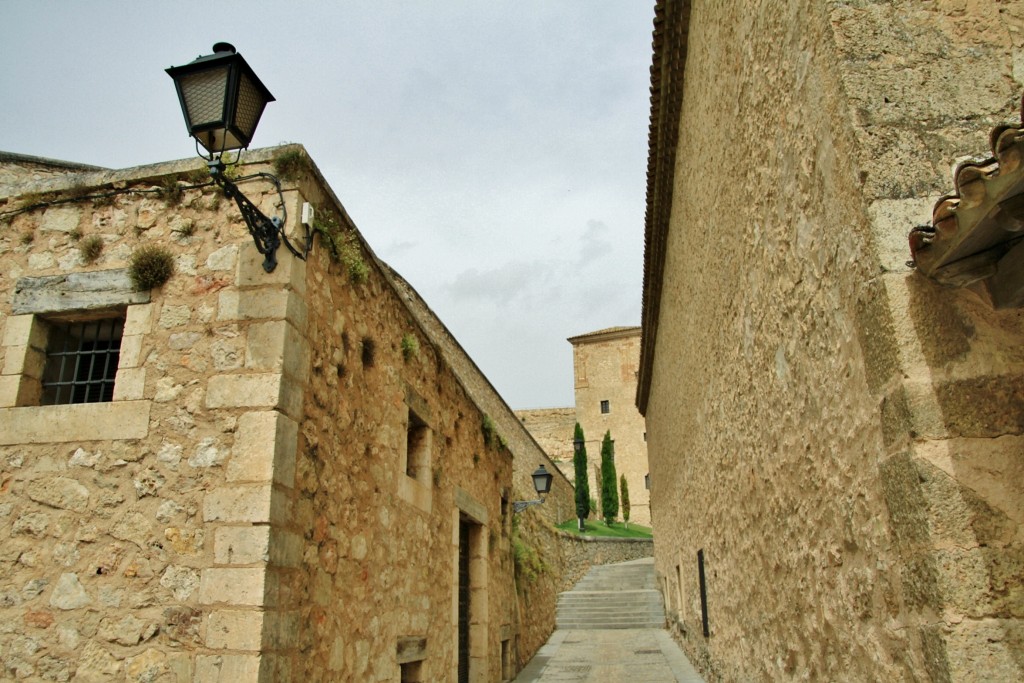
[555,558,665,630]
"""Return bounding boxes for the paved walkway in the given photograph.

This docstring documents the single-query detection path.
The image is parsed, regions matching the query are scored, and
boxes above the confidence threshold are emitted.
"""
[511,627,705,682]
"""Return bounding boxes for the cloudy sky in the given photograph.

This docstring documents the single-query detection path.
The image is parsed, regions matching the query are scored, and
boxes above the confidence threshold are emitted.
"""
[1,1,654,410]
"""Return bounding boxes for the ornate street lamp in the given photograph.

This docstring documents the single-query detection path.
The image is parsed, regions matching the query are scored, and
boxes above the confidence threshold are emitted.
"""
[166,43,309,272]
[513,465,554,513]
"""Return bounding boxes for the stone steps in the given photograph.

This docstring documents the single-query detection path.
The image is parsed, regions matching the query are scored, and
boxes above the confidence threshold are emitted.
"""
[555,559,665,630]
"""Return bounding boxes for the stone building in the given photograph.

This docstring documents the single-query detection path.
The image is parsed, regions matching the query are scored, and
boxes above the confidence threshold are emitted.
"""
[0,145,572,682]
[517,327,651,528]
[638,1,1024,681]
[568,327,649,527]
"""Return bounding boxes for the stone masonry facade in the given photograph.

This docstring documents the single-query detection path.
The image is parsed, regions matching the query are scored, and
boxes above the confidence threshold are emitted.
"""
[640,1,1024,681]
[568,327,649,528]
[0,146,569,682]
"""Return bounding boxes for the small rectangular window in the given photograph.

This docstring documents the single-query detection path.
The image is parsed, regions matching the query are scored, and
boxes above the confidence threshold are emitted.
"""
[406,409,431,481]
[600,399,610,414]
[400,661,422,683]
[41,317,124,405]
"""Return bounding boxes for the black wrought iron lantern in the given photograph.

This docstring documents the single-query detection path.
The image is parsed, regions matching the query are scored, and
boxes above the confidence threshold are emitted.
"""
[531,465,553,496]
[515,464,554,513]
[166,43,275,156]
[573,437,584,455]
[165,43,310,273]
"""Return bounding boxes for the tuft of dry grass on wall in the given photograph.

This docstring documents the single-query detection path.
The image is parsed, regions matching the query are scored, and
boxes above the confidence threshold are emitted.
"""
[128,244,176,290]
[79,235,104,263]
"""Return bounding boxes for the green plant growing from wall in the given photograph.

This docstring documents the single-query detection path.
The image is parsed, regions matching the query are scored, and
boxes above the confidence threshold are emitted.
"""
[511,515,546,587]
[79,235,104,263]
[620,474,631,530]
[128,244,175,290]
[573,422,591,532]
[600,430,619,525]
[314,216,369,284]
[481,415,508,450]
[401,333,419,361]
[272,148,305,182]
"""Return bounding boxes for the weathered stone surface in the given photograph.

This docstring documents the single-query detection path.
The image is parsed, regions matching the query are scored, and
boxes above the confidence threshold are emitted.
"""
[188,437,226,468]
[159,566,199,602]
[0,401,151,445]
[109,512,152,549]
[12,269,149,315]
[640,2,1024,681]
[25,476,90,512]
[48,573,90,610]
[98,614,147,646]
[73,639,121,681]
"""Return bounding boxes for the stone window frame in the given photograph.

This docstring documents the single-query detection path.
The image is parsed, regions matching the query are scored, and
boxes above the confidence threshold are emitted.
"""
[0,269,153,445]
[397,385,434,513]
[600,399,610,414]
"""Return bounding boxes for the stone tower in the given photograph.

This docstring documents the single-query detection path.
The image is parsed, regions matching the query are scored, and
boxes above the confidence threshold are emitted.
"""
[569,326,649,527]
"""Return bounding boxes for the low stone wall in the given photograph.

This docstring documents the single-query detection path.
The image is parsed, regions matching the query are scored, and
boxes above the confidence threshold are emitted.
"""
[557,533,654,592]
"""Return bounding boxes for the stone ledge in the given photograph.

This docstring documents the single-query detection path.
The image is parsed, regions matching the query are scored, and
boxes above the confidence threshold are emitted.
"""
[0,400,151,444]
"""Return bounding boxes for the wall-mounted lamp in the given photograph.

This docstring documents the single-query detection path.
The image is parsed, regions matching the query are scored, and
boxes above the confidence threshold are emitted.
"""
[513,465,554,513]
[644,473,650,490]
[166,43,309,272]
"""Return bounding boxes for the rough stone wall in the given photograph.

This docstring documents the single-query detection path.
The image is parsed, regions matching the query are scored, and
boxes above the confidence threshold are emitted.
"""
[514,408,576,462]
[557,535,654,592]
[0,153,105,199]
[830,2,1024,679]
[572,329,650,527]
[274,164,518,682]
[643,1,1024,681]
[0,146,530,682]
[382,266,576,669]
[0,151,303,682]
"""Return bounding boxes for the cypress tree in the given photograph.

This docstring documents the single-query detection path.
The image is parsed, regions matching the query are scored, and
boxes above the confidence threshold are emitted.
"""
[572,423,590,531]
[620,474,631,529]
[600,431,619,525]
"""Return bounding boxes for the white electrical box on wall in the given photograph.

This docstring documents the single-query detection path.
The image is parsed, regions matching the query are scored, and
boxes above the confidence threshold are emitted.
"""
[301,202,315,227]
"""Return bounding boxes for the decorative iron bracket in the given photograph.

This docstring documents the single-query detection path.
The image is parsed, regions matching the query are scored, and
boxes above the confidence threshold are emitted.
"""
[208,158,311,273]
[513,498,545,514]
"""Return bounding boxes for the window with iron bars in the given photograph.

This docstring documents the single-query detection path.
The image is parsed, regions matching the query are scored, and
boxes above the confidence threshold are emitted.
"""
[41,317,124,405]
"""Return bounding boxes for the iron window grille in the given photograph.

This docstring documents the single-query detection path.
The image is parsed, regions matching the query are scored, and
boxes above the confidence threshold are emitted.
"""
[41,317,124,405]
[600,399,610,414]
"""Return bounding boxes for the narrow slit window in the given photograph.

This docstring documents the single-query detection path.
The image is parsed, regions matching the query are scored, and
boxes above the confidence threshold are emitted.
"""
[41,317,124,405]
[406,409,431,481]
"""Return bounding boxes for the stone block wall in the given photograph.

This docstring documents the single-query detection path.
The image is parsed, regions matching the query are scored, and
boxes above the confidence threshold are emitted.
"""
[641,0,1024,681]
[557,535,654,592]
[0,152,305,681]
[0,146,531,682]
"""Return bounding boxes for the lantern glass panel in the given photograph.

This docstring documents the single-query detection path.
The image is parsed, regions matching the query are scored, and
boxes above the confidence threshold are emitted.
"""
[532,466,553,495]
[178,66,230,132]
[234,70,269,144]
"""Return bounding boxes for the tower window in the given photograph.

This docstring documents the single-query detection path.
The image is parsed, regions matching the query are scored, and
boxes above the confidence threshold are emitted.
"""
[600,400,610,414]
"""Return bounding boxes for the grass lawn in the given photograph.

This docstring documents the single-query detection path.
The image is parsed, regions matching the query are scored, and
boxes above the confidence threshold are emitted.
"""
[556,518,653,539]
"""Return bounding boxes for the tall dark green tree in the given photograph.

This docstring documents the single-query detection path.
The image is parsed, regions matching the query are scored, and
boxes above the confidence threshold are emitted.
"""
[600,431,619,525]
[620,474,631,529]
[572,423,590,532]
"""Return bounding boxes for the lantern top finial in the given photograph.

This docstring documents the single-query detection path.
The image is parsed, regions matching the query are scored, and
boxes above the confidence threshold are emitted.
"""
[211,42,236,55]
